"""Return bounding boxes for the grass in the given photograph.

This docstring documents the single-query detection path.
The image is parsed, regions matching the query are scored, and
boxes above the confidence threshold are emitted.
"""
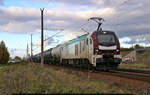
[120,50,150,70]
[0,62,132,94]
[136,51,150,64]
[121,50,133,57]
[119,63,150,70]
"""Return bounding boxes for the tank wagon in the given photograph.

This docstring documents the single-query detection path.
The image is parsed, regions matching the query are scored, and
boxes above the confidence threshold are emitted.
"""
[32,17,122,70]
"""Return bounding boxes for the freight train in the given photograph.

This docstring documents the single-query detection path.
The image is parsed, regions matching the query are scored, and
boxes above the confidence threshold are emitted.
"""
[32,17,122,70]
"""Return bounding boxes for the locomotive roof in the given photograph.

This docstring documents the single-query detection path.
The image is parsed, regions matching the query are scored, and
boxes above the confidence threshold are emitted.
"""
[63,33,89,46]
[62,31,116,47]
[95,30,115,34]
[33,48,52,57]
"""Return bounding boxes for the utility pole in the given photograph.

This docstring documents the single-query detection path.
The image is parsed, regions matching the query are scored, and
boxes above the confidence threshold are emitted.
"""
[27,44,29,61]
[41,8,44,67]
[31,34,33,62]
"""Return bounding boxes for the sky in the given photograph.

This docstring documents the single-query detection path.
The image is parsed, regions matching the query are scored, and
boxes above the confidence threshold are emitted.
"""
[0,0,150,58]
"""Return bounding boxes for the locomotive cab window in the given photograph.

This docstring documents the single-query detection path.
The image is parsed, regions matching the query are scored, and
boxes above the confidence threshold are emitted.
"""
[97,34,116,46]
[80,42,81,53]
[86,39,88,45]
[90,39,92,44]
[83,41,85,51]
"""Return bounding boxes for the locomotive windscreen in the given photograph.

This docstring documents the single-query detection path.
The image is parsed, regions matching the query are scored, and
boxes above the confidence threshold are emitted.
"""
[97,34,116,46]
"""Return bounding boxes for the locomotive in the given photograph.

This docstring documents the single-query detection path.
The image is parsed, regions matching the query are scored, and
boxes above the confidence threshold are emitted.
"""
[32,17,122,70]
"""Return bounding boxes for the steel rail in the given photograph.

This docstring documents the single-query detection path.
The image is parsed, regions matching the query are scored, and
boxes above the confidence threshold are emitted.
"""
[116,68,150,74]
[98,70,150,83]
[44,64,150,83]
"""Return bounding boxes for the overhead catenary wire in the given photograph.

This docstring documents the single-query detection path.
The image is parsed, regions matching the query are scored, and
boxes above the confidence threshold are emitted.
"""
[39,0,91,41]
[44,29,64,41]
[33,45,40,51]
[32,0,97,54]
[43,20,90,48]
[36,20,89,45]
[41,0,130,34]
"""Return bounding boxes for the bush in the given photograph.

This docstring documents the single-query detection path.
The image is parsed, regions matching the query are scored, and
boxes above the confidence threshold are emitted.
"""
[14,56,22,60]
[0,41,10,64]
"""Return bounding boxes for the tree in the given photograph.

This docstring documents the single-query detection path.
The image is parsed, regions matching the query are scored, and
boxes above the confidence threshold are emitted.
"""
[0,41,10,64]
[134,44,143,49]
[14,56,22,60]
[9,57,12,60]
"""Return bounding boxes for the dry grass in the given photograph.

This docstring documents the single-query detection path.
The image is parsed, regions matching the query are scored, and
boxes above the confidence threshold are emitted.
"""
[120,51,150,70]
[0,63,131,94]
[136,51,150,64]
[119,63,150,70]
[121,50,133,57]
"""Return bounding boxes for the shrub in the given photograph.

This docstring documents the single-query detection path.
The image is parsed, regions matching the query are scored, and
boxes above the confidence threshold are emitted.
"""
[0,41,10,64]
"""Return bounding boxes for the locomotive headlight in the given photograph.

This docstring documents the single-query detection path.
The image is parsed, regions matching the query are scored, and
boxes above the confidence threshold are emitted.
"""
[96,49,99,52]
[116,49,119,52]
[114,49,120,55]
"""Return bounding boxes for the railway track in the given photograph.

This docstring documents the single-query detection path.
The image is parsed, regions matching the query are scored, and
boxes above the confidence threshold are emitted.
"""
[97,69,150,83]
[44,64,150,83]
[116,68,150,74]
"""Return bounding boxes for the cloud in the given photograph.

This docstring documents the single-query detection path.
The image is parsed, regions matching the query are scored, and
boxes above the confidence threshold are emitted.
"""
[9,48,26,58]
[0,7,40,22]
[33,0,146,10]
[119,33,150,48]
[0,0,3,5]
[0,0,150,47]
[45,37,57,45]
[64,33,76,42]
[33,0,104,7]
[0,6,115,34]
[0,7,41,33]
[0,21,39,33]
[77,8,116,19]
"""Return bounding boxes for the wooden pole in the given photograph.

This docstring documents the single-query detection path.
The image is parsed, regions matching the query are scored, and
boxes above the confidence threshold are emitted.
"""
[31,34,33,62]
[40,8,44,67]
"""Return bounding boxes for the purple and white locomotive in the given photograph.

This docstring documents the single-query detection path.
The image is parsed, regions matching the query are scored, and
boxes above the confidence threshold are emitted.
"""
[32,17,122,70]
